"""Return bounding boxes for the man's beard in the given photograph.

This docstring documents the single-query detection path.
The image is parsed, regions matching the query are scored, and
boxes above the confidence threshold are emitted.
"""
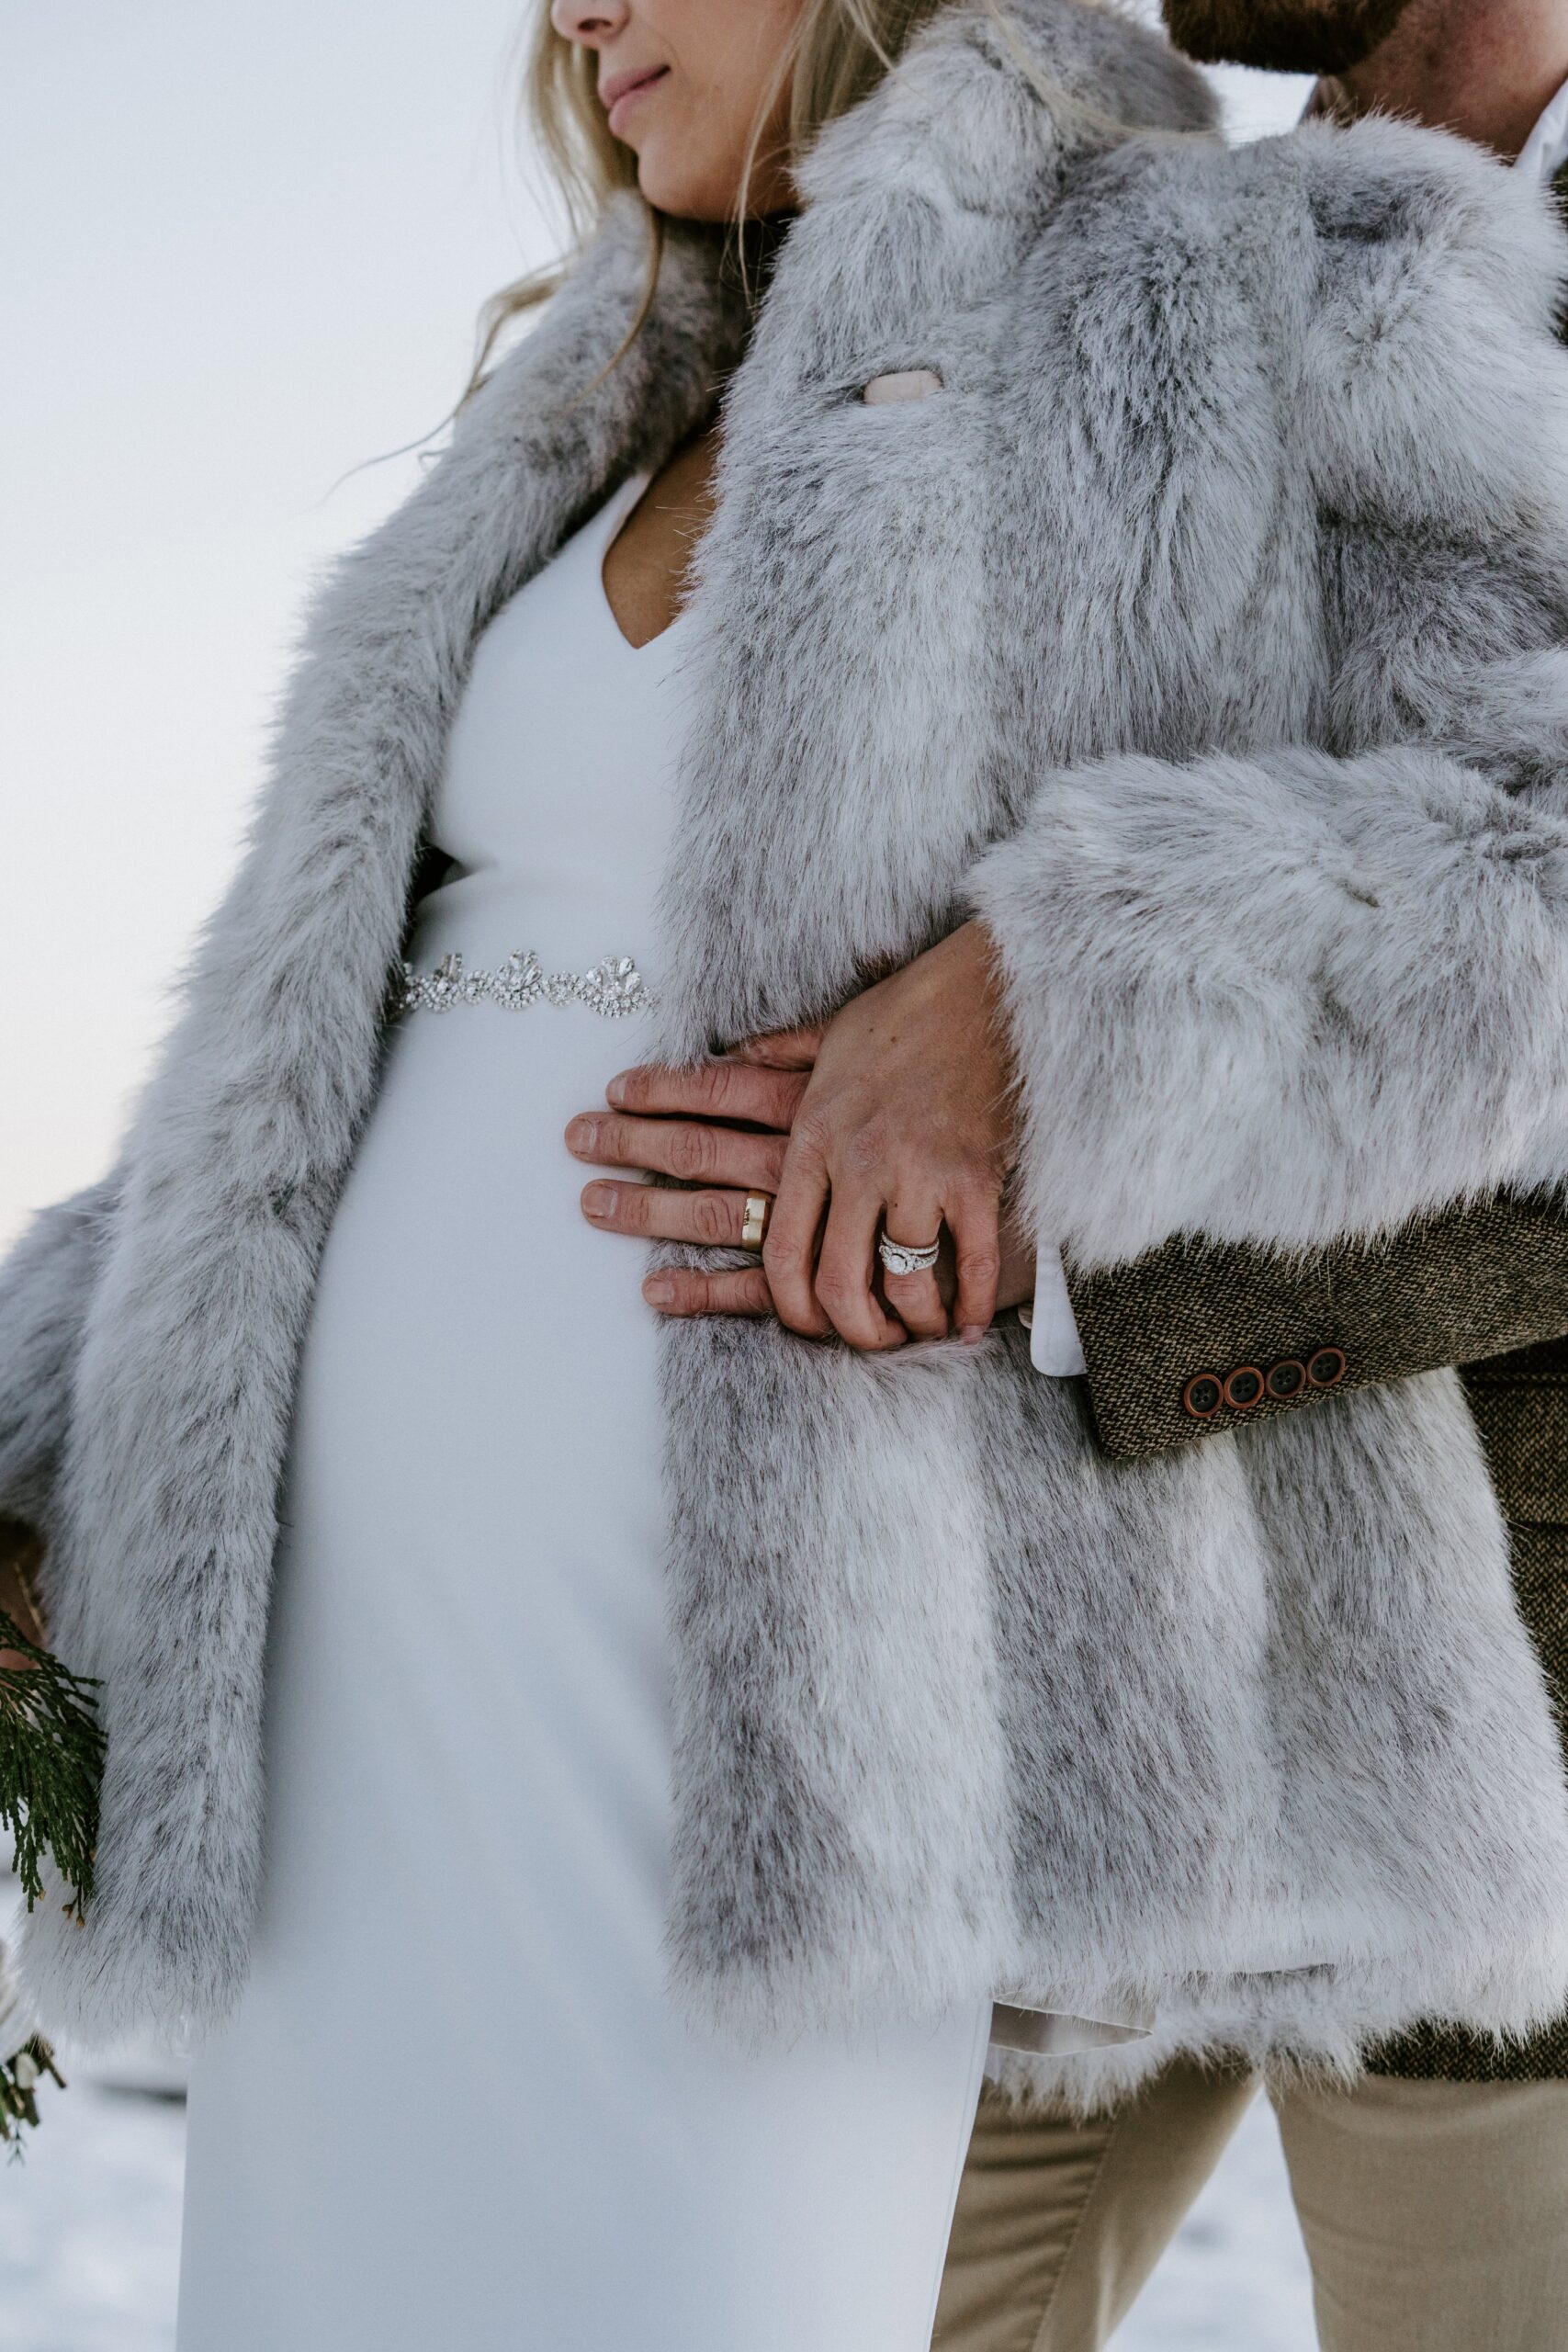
[1160,0,1419,74]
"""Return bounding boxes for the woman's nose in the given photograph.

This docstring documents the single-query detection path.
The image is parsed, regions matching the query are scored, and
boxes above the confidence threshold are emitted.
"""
[549,0,630,43]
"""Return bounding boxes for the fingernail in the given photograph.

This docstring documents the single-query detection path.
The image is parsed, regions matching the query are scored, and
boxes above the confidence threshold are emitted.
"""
[644,1277,676,1306]
[566,1117,598,1154]
[605,1073,628,1106]
[959,1325,987,1346]
[582,1184,614,1217]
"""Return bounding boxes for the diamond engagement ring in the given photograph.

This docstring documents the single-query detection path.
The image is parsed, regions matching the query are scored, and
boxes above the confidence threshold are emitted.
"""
[877,1232,942,1278]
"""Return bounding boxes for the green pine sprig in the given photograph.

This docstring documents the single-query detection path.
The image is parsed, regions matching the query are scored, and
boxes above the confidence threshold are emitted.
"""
[0,2034,65,2151]
[0,1608,105,1918]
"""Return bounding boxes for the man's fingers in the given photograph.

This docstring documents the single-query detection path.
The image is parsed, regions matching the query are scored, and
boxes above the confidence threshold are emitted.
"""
[581,1181,765,1249]
[729,1025,826,1072]
[603,1057,808,1130]
[566,1111,787,1193]
[642,1265,775,1318]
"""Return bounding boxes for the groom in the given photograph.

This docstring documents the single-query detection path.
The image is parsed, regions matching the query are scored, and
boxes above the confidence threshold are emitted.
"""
[575,0,1568,2341]
[928,5,1568,2347]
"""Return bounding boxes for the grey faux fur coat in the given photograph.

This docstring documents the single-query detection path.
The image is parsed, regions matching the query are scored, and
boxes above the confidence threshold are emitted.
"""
[9,0,1568,2097]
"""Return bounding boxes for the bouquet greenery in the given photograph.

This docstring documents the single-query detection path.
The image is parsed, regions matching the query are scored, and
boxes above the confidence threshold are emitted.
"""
[0,1605,105,2145]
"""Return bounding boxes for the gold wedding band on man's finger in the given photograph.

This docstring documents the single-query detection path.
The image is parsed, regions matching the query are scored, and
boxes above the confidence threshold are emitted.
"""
[740,1192,773,1250]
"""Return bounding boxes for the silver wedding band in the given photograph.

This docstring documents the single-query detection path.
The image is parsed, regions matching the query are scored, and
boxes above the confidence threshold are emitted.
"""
[878,1232,941,1278]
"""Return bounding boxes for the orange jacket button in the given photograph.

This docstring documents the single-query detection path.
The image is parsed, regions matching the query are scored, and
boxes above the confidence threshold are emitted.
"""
[1307,1347,1347,1389]
[1223,1365,1265,1409]
[1182,1373,1224,1419]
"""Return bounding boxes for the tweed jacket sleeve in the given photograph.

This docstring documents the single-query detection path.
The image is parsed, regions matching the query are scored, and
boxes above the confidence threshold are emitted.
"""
[1016,155,1568,1465]
[970,150,1568,1443]
[1059,1194,1568,1460]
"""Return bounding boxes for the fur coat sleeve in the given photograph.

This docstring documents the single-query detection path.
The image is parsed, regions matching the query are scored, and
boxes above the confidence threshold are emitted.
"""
[0,1182,116,1551]
[971,145,1568,1272]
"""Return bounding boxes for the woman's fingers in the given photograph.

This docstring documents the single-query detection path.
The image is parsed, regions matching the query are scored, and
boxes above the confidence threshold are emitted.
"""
[812,1185,908,1351]
[641,1265,774,1317]
[761,1136,834,1340]
[875,1187,950,1341]
[566,1111,786,1193]
[877,1252,949,1340]
[947,1183,1004,1339]
[581,1180,762,1250]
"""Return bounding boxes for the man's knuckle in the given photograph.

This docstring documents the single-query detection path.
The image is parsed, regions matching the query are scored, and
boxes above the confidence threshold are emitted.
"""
[691,1192,731,1246]
[599,1114,642,1163]
[668,1125,713,1181]
[615,1185,649,1231]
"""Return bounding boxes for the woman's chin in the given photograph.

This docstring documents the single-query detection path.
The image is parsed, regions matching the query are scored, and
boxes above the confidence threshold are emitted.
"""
[634,151,744,226]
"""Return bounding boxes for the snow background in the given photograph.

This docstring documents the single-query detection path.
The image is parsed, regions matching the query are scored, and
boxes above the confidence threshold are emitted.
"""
[2,6,1314,2345]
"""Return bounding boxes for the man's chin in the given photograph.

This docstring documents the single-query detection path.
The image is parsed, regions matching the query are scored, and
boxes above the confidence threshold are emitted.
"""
[1160,0,1417,74]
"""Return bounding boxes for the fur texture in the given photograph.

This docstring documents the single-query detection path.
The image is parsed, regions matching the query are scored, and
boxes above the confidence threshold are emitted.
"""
[8,1,1568,2093]
[0,1180,118,1553]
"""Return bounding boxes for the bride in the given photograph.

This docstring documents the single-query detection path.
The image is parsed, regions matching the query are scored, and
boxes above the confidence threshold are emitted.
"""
[6,1,1568,2345]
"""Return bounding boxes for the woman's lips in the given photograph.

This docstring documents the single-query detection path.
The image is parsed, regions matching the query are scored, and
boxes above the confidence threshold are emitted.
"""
[602,63,670,136]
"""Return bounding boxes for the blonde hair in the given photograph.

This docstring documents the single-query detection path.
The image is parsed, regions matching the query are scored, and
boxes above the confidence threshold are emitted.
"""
[468,0,1010,397]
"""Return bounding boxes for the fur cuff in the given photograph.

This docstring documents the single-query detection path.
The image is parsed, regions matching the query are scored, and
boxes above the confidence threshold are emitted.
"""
[972,736,1568,1268]
[0,1181,116,1544]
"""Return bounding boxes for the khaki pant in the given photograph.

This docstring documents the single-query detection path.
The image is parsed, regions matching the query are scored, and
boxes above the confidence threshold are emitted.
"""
[932,2063,1568,2352]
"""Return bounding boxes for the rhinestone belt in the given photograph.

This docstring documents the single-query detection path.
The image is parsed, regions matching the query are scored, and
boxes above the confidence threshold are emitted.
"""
[399,949,655,1018]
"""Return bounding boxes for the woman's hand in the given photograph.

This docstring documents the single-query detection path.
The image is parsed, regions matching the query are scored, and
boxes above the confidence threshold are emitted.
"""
[751,920,1018,1349]
[568,919,1030,1346]
[0,1521,48,1671]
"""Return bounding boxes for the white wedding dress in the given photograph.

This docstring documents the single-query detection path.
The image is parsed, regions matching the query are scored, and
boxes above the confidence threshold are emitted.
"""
[176,475,990,2352]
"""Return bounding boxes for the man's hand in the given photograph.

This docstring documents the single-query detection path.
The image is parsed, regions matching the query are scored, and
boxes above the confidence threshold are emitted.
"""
[568,920,1032,1346]
[566,1054,809,1320]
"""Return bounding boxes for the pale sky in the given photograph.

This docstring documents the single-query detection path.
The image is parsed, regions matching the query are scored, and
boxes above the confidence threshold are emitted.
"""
[0,4,1307,1250]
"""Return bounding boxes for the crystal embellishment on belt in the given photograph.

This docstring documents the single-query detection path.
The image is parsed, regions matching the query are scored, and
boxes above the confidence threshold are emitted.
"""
[398,949,655,1018]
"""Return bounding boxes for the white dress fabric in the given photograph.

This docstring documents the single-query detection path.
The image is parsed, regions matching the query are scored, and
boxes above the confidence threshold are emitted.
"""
[175,476,990,2352]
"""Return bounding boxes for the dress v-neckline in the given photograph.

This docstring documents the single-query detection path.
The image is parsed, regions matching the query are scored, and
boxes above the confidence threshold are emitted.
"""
[598,470,692,655]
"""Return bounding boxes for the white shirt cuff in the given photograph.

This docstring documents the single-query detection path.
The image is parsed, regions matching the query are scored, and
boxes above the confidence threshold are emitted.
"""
[1020,1246,1087,1377]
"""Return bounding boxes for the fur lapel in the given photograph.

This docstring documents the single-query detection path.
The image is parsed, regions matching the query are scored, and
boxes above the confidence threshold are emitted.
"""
[654,0,1214,1057]
[24,199,747,2037]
